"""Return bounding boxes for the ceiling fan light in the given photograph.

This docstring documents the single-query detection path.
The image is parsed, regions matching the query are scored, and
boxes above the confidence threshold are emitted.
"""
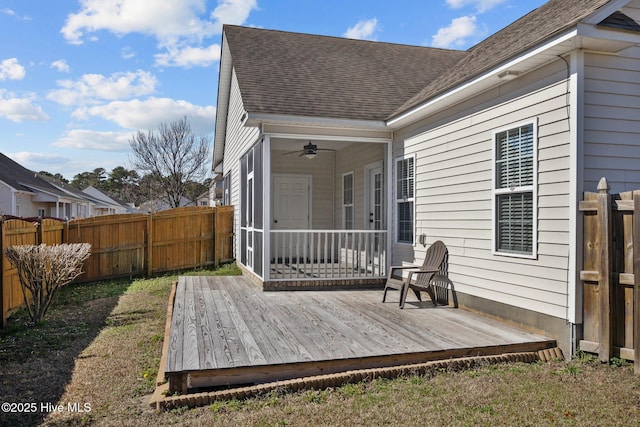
[303,142,317,159]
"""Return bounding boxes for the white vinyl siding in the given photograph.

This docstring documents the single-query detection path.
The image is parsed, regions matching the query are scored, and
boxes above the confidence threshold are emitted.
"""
[492,121,537,258]
[392,59,571,319]
[584,46,640,192]
[223,69,261,262]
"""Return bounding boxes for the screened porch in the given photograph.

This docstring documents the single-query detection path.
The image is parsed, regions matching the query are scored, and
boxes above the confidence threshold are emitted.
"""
[238,133,392,285]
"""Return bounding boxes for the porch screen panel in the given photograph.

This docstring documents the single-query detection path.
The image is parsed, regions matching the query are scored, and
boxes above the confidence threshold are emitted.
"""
[254,141,263,229]
[254,230,263,277]
[240,156,247,228]
[240,155,248,265]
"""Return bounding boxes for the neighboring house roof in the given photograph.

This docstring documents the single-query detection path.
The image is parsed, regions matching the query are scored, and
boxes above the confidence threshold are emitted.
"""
[223,25,467,122]
[83,186,139,213]
[139,197,195,213]
[0,152,67,198]
[391,0,612,117]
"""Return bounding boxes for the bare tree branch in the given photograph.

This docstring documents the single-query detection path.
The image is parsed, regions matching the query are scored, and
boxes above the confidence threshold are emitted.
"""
[129,117,210,208]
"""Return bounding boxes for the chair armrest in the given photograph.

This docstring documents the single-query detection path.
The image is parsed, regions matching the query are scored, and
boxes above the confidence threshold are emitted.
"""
[388,265,418,279]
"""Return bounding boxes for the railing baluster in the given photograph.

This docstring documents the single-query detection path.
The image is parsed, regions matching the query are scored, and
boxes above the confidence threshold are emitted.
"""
[269,230,387,281]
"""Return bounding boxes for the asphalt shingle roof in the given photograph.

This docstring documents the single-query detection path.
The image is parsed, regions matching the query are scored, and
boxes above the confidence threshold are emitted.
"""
[223,1,636,125]
[391,0,612,117]
[0,152,65,197]
[223,25,467,121]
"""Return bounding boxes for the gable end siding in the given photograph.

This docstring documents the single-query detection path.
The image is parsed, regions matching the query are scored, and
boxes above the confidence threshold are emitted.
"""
[584,45,640,192]
[393,60,572,319]
[223,69,261,261]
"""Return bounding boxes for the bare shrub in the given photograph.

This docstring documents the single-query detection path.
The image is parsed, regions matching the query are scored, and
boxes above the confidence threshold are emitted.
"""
[4,243,91,324]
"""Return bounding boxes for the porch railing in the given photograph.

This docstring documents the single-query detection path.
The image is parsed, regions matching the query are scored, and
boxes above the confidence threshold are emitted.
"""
[269,230,387,280]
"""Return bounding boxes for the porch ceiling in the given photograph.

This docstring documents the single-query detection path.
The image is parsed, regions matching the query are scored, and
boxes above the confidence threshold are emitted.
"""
[271,138,357,152]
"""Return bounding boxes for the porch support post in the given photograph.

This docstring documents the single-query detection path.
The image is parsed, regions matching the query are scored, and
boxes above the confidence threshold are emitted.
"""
[263,135,271,281]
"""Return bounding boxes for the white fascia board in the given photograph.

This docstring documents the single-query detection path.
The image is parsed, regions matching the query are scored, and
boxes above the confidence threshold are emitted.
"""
[581,0,631,25]
[386,29,579,129]
[267,132,391,144]
[246,113,388,131]
[213,37,233,171]
[577,22,640,46]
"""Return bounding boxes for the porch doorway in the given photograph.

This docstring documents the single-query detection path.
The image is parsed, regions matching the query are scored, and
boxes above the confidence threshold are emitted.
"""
[272,174,311,262]
[366,162,384,273]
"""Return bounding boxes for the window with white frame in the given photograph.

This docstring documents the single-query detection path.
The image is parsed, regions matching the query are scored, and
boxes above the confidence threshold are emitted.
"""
[395,155,414,244]
[493,121,537,257]
[222,173,231,206]
[343,172,354,229]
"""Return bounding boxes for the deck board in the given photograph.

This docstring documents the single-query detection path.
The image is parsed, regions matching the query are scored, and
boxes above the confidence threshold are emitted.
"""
[166,275,555,392]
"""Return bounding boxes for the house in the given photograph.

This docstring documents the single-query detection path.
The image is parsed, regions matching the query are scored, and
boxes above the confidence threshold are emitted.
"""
[0,152,93,219]
[82,185,138,215]
[196,190,210,207]
[212,0,640,357]
[139,196,195,213]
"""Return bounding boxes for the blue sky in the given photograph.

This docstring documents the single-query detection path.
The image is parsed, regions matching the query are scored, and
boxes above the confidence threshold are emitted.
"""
[0,0,547,181]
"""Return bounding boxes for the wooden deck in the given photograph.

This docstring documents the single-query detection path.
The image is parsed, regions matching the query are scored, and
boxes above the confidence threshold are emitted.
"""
[165,275,555,393]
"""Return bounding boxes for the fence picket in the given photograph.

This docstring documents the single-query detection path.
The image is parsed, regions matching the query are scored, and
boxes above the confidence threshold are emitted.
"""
[1,206,233,326]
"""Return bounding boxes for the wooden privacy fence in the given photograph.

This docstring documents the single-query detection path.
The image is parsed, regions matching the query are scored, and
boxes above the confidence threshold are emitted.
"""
[580,177,640,373]
[1,206,233,326]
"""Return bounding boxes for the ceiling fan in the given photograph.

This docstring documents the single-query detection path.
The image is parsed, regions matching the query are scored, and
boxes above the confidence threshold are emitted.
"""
[282,142,334,159]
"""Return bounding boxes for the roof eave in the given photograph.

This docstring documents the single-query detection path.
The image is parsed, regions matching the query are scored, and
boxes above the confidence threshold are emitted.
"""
[386,29,580,130]
[387,10,640,131]
[246,112,388,131]
[212,33,233,172]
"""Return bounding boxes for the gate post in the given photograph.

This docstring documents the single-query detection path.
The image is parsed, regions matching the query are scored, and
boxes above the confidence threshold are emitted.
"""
[633,190,640,374]
[597,177,613,362]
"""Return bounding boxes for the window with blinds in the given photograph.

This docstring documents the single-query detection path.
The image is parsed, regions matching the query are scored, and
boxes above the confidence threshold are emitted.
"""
[396,155,414,244]
[493,122,537,257]
[343,172,354,229]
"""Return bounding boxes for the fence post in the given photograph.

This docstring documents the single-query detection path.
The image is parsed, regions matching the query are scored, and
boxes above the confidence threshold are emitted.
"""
[596,177,614,362]
[0,217,4,328]
[634,190,640,374]
[146,212,153,277]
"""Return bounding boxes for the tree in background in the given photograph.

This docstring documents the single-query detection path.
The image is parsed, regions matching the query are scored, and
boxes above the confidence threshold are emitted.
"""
[38,171,69,184]
[104,166,140,201]
[71,168,107,189]
[129,117,210,208]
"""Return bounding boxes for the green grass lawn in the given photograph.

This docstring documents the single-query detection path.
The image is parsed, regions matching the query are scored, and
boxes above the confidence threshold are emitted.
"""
[1,262,639,426]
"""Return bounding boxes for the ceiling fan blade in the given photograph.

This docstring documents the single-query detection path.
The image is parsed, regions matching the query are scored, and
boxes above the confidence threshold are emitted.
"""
[282,150,301,156]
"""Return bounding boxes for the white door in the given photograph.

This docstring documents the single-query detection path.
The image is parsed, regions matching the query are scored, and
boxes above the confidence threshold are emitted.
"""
[272,175,311,261]
[367,166,384,272]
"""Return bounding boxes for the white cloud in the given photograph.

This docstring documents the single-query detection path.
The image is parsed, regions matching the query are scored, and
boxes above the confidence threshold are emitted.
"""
[53,129,132,151]
[51,59,70,73]
[8,152,70,169]
[0,90,49,122]
[61,0,257,45]
[121,46,136,59]
[61,0,257,69]
[210,0,258,32]
[446,0,507,13]
[0,58,26,80]
[1,8,15,16]
[47,70,158,106]
[72,97,216,135]
[431,15,479,48]
[343,18,379,40]
[154,43,221,67]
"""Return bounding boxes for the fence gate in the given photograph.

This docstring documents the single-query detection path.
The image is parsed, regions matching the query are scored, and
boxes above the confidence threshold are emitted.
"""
[579,177,640,374]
